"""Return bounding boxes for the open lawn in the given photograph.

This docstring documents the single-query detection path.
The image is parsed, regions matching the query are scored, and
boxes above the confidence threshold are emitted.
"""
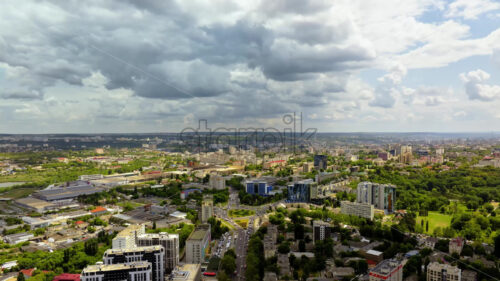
[416,211,452,234]
[0,187,40,199]
[228,209,255,218]
[234,218,249,228]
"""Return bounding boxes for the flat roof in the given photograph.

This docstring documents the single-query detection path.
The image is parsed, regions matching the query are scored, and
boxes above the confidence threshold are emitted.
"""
[116,224,144,238]
[105,245,163,255]
[15,197,55,208]
[82,262,150,273]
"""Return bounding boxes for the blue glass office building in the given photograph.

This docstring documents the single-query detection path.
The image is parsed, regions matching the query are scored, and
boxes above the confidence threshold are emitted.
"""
[246,180,272,196]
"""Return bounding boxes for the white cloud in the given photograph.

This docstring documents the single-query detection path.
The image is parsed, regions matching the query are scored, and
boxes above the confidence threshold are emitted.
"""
[460,69,500,101]
[446,0,500,19]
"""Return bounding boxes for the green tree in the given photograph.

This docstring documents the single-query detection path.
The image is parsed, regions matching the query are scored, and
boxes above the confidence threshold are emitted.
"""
[18,272,25,281]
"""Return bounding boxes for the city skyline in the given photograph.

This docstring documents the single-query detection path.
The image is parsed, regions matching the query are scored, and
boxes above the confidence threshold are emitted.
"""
[1,0,500,133]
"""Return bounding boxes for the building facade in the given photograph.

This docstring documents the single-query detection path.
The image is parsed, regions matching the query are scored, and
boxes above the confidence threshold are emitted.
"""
[136,233,180,273]
[103,246,165,281]
[427,262,461,281]
[357,182,396,213]
[246,179,272,196]
[287,179,317,202]
[313,220,333,243]
[314,155,328,170]
[185,224,211,264]
[340,201,374,220]
[200,196,213,223]
[209,174,226,190]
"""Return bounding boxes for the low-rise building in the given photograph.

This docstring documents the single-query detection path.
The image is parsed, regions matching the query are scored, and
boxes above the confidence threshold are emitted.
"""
[427,262,461,281]
[462,270,477,281]
[369,258,403,281]
[169,264,201,281]
[340,201,374,220]
[4,232,34,245]
[449,237,464,255]
[52,273,81,281]
[15,197,56,213]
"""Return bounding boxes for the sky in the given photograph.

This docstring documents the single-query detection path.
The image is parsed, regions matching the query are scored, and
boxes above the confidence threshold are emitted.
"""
[1,0,500,134]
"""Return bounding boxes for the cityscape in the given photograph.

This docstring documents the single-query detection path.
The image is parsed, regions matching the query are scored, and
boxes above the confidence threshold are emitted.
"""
[1,1,500,281]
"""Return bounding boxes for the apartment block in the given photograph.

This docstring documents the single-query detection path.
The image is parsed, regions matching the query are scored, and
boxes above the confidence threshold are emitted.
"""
[185,224,211,263]
[427,262,461,281]
[340,201,374,220]
[103,246,164,281]
[312,220,333,243]
[357,182,396,213]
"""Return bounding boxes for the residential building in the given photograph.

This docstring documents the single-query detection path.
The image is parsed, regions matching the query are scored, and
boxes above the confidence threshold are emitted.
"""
[112,224,145,250]
[246,179,272,196]
[200,196,213,223]
[357,182,396,213]
[287,179,318,202]
[314,155,328,170]
[185,224,211,263]
[169,264,201,281]
[103,246,165,281]
[80,262,152,281]
[399,145,413,164]
[340,201,374,220]
[427,262,461,281]
[422,237,438,249]
[136,233,179,273]
[313,220,333,243]
[449,237,464,255]
[369,259,403,281]
[209,174,226,190]
[462,270,477,281]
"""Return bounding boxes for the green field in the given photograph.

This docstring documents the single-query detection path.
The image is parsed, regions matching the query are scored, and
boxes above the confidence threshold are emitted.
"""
[228,209,255,218]
[0,187,40,199]
[416,211,452,234]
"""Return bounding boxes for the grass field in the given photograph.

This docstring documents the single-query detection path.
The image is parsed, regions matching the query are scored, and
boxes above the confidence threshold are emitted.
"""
[416,211,452,234]
[234,218,249,228]
[228,209,255,218]
[0,187,40,199]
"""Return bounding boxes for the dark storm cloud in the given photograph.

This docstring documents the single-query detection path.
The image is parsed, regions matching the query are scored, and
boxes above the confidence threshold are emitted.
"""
[0,0,376,117]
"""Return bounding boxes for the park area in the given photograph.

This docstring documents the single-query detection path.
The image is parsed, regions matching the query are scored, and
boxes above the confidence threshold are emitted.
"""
[416,211,452,234]
[228,209,254,218]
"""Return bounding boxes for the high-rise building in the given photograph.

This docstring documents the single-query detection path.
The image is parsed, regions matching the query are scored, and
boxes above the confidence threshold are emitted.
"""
[312,220,333,243]
[136,233,180,273]
[112,224,146,250]
[314,155,328,170]
[113,225,179,273]
[81,262,152,281]
[209,174,226,190]
[357,182,396,213]
[287,179,318,202]
[427,262,461,281]
[369,259,403,281]
[246,179,272,196]
[103,246,165,281]
[201,196,213,223]
[399,145,413,164]
[340,201,374,220]
[185,224,211,264]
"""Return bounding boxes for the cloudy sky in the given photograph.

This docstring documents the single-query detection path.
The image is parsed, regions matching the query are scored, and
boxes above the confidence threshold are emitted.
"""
[1,0,500,133]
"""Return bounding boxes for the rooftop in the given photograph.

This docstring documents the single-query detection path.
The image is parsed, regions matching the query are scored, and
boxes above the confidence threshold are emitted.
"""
[187,224,210,241]
[82,262,151,273]
[104,245,163,256]
[370,259,403,276]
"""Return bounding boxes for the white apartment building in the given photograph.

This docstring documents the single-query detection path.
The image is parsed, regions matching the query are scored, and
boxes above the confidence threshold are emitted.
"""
[340,201,374,220]
[427,262,461,281]
[357,182,396,213]
[201,197,213,223]
[103,246,165,281]
[112,224,145,250]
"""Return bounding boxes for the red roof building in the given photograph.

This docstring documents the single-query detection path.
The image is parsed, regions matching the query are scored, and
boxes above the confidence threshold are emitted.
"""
[53,273,81,281]
[90,206,107,215]
[20,268,36,278]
